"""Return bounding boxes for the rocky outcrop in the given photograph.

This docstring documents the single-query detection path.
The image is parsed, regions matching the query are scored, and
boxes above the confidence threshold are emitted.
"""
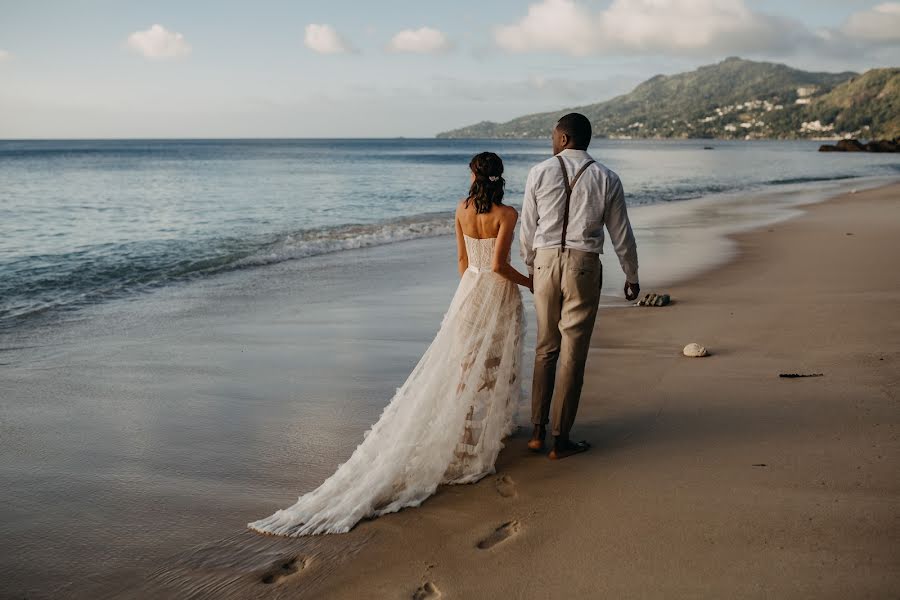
[864,139,900,152]
[819,138,899,152]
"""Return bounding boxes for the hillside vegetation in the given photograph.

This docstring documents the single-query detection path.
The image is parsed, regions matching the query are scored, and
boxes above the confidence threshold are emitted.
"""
[437,58,899,140]
[806,68,900,140]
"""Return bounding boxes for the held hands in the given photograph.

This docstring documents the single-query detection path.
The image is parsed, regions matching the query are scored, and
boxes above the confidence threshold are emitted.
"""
[624,281,640,301]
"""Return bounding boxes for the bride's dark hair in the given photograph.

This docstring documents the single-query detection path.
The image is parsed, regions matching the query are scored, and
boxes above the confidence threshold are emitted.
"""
[466,152,505,214]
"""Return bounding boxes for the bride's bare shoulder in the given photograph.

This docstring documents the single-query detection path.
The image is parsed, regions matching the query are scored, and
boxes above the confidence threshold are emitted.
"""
[498,204,519,221]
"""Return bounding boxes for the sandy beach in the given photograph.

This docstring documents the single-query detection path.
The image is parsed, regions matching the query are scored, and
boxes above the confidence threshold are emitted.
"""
[4,4,899,596]
[3,181,898,599]
[188,182,896,599]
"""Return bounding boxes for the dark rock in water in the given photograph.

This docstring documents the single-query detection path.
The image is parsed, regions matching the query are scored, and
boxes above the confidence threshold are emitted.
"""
[864,139,899,153]
[837,139,865,152]
[819,138,899,153]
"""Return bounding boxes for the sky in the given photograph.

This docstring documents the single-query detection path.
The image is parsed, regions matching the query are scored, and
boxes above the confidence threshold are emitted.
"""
[0,0,898,138]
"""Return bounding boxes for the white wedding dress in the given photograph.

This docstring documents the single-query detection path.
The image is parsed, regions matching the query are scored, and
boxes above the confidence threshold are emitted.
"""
[248,236,525,536]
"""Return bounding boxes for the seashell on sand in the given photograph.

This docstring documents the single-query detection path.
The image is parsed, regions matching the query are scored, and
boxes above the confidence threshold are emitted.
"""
[683,343,708,357]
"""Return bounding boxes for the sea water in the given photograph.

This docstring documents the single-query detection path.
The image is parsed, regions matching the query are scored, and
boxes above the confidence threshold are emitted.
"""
[1,138,898,597]
[3,138,898,332]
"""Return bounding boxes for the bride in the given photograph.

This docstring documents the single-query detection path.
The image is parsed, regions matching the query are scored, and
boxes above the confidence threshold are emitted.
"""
[248,152,533,536]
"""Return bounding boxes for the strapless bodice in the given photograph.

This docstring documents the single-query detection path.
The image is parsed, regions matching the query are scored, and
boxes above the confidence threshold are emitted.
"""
[464,235,502,273]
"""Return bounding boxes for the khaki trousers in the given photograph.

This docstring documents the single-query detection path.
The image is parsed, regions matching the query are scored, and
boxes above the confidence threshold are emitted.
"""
[531,247,602,437]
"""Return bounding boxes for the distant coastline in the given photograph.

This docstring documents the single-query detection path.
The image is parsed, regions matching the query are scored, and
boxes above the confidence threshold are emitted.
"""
[437,57,899,142]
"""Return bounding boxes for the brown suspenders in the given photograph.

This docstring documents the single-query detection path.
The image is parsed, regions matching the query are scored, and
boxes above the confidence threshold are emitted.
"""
[556,156,595,250]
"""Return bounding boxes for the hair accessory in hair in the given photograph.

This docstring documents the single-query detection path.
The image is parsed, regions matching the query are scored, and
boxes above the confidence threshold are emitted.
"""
[467,151,505,214]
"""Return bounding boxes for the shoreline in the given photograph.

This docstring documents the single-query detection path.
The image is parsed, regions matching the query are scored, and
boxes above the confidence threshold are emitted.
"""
[3,137,898,337]
[324,182,898,599]
[2,180,898,598]
[292,184,900,598]
[142,182,898,598]
[2,172,890,346]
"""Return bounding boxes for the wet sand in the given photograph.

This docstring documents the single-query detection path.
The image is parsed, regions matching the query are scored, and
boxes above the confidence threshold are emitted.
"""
[160,182,897,600]
[2,180,897,598]
[298,183,899,599]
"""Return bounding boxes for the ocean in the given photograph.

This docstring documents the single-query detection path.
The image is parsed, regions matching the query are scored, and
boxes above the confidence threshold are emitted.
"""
[1,139,898,598]
[2,138,898,333]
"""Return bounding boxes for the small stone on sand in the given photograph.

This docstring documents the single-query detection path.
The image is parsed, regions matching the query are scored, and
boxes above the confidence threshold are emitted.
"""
[683,343,708,357]
[638,292,671,307]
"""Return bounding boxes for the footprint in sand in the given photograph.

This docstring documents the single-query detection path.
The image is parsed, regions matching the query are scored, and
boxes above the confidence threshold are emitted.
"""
[413,581,441,599]
[477,520,521,549]
[260,555,308,585]
[495,475,517,498]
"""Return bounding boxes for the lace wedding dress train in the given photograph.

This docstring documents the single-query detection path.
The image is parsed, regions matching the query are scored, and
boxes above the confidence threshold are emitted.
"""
[248,236,525,536]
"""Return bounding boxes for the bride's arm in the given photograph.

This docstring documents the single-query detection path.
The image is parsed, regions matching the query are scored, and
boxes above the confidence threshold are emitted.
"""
[455,208,468,276]
[492,208,533,291]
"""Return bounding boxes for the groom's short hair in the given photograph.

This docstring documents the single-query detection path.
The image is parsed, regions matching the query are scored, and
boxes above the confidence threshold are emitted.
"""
[556,113,592,149]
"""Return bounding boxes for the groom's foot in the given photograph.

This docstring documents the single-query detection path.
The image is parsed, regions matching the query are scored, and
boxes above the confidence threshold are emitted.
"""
[526,424,546,451]
[548,436,590,460]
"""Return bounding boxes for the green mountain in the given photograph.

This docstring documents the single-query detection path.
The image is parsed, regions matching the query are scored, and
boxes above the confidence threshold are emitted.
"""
[805,68,900,140]
[437,58,899,140]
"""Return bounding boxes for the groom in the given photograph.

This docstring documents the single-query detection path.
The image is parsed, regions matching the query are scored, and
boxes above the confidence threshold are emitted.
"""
[519,112,640,460]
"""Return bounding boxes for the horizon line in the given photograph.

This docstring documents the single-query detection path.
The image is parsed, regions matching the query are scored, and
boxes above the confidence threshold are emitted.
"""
[0,136,449,141]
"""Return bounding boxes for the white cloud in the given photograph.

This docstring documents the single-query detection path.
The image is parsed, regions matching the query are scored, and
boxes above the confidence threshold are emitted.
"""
[126,24,191,59]
[841,3,900,43]
[304,24,353,54]
[0,49,11,62]
[494,0,597,56]
[387,27,452,54]
[599,0,800,54]
[494,0,806,57]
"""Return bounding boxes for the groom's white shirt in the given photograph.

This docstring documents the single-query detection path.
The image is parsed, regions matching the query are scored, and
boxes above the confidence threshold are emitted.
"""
[519,148,639,283]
